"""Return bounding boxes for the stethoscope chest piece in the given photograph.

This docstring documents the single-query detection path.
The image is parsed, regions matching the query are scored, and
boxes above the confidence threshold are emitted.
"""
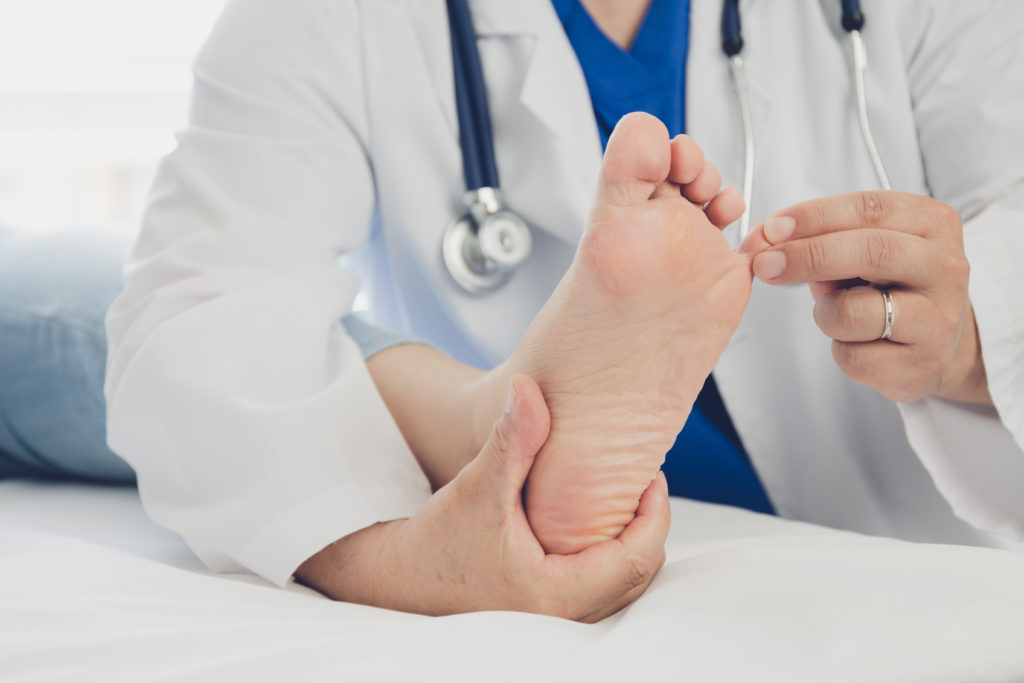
[442,187,532,294]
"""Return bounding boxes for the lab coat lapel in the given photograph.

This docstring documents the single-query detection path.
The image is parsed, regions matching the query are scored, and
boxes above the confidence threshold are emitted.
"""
[405,1,460,139]
[411,0,602,245]
[511,4,605,202]
[472,0,603,244]
[469,0,603,183]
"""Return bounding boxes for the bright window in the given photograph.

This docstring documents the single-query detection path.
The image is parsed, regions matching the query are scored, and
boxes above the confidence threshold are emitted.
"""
[0,0,228,234]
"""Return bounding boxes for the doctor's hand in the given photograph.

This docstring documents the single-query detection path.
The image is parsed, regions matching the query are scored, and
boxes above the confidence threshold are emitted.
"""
[740,191,991,406]
[295,375,670,622]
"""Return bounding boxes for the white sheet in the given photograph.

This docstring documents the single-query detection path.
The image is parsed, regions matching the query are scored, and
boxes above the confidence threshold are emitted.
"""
[1,480,1023,682]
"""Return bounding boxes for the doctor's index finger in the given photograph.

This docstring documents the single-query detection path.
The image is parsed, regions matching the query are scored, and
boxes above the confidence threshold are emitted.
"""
[753,228,939,288]
[763,191,959,245]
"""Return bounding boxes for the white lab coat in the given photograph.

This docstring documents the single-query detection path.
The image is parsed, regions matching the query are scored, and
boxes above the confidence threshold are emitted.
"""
[105,0,1024,586]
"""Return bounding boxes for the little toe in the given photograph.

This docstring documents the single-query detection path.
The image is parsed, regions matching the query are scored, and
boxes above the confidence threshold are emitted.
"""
[705,186,746,229]
[668,135,705,186]
[682,161,722,206]
[598,112,672,207]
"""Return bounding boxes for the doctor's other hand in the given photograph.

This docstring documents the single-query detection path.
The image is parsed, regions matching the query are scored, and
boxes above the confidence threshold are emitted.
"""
[295,375,670,622]
[740,191,991,407]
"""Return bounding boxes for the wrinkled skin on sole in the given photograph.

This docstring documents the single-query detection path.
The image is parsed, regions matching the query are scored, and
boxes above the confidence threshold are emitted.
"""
[511,112,752,554]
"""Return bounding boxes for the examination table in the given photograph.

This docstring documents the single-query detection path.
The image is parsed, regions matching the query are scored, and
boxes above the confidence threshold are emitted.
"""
[2,480,1023,682]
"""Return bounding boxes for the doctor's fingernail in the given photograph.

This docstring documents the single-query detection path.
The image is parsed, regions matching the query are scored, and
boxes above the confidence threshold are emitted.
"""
[754,251,786,281]
[764,216,796,244]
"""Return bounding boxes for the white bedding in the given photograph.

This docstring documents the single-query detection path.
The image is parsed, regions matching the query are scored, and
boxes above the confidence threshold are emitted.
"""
[1,480,1023,682]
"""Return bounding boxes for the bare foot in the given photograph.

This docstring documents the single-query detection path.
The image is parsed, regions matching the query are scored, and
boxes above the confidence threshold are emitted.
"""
[501,112,749,554]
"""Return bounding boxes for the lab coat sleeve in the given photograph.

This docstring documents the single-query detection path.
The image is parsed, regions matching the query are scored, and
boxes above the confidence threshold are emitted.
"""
[342,315,434,361]
[104,0,432,586]
[896,0,1024,540]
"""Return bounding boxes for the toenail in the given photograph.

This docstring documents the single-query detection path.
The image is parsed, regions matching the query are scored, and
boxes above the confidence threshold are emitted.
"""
[764,216,796,244]
[755,251,786,281]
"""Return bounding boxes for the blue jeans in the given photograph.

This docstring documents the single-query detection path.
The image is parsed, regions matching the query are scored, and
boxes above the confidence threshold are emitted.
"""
[0,229,419,484]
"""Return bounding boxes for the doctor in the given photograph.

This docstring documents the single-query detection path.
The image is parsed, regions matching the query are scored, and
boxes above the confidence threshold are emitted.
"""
[99,0,1024,619]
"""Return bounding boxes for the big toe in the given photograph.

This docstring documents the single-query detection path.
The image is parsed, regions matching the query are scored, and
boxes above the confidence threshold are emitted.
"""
[598,112,671,208]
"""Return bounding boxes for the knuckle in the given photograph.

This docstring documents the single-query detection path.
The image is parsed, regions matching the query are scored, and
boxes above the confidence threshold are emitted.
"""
[805,237,831,275]
[947,253,971,283]
[834,290,865,332]
[864,230,897,273]
[623,554,656,589]
[800,199,825,233]
[937,302,963,336]
[958,256,971,281]
[857,191,889,228]
[933,201,963,234]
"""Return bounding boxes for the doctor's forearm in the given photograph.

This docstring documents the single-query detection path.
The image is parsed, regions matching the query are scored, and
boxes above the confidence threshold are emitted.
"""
[365,343,509,489]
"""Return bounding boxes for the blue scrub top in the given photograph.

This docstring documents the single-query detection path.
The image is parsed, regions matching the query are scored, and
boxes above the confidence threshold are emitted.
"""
[551,0,775,514]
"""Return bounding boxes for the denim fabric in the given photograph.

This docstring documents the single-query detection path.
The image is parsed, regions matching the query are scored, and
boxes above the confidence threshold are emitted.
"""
[0,229,134,483]
[0,229,420,483]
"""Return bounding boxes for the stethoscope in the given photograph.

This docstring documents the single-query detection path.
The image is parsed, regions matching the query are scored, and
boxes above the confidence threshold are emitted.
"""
[441,0,891,294]
[723,0,892,241]
[441,0,533,294]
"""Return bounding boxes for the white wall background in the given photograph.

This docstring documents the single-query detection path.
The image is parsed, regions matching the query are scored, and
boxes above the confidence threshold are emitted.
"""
[0,0,228,234]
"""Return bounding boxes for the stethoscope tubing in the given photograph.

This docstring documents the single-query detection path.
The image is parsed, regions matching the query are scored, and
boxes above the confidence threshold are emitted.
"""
[728,55,755,241]
[725,0,891,244]
[444,0,893,289]
[848,30,892,191]
[447,0,501,191]
[444,0,534,294]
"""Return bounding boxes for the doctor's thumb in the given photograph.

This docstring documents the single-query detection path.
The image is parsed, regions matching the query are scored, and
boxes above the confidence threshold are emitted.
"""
[473,375,551,510]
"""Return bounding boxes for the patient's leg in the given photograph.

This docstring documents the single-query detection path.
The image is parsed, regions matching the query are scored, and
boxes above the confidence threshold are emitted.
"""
[504,113,750,554]
[0,229,135,482]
